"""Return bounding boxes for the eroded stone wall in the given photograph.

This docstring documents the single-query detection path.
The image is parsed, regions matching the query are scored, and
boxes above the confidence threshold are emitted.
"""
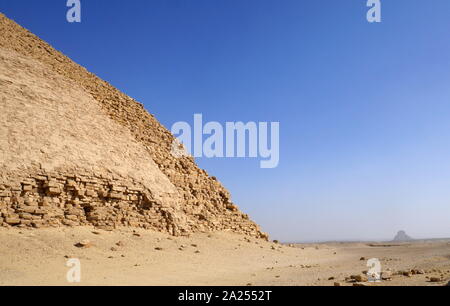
[0,167,261,238]
[0,167,186,235]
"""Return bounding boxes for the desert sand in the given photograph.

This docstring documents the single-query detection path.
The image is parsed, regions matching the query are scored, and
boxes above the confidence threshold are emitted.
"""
[1,227,449,286]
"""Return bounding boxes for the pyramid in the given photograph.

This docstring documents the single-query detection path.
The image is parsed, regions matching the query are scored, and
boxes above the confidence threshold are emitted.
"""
[0,13,267,239]
[393,231,413,242]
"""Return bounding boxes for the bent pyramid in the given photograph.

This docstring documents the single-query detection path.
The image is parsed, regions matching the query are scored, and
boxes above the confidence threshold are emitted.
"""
[0,13,267,239]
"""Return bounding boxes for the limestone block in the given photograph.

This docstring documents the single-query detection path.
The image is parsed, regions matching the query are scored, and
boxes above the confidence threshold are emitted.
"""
[47,187,61,195]
[5,218,20,225]
[85,189,97,197]
[22,185,33,192]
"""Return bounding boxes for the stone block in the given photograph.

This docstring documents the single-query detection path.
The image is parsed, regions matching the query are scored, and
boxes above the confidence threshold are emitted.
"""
[85,189,97,197]
[108,192,124,200]
[5,218,20,225]
[47,187,61,195]
[45,181,59,188]
[18,211,34,219]
[66,179,77,187]
[22,185,33,192]
[0,191,11,197]
[111,186,126,192]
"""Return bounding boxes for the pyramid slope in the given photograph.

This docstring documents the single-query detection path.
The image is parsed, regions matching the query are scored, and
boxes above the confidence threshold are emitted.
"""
[0,13,267,239]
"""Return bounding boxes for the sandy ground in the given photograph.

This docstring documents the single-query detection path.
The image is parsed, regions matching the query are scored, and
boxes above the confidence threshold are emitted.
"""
[0,227,449,286]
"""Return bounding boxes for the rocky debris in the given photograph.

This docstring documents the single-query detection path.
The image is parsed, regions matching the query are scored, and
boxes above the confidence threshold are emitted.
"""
[381,271,393,280]
[354,275,368,282]
[446,281,450,286]
[75,240,92,248]
[429,277,443,283]
[347,274,368,283]
[116,241,125,247]
[411,269,425,275]
[396,269,425,278]
[401,271,413,277]
[155,247,163,251]
[360,257,366,261]
[334,282,342,287]
[299,264,317,269]
[353,283,368,287]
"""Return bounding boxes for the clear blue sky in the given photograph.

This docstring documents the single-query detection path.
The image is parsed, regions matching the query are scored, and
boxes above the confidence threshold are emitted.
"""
[2,0,450,242]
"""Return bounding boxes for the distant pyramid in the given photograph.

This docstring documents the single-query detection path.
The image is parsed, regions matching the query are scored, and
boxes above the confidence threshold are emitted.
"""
[0,13,267,239]
[393,230,413,242]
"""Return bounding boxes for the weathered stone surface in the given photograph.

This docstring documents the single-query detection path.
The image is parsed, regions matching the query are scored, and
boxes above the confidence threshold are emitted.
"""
[0,13,268,240]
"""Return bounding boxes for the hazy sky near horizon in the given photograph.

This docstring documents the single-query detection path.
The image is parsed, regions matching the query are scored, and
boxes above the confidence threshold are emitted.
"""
[2,0,450,242]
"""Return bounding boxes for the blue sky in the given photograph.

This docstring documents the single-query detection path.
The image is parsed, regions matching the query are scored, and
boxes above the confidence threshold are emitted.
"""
[2,0,450,242]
